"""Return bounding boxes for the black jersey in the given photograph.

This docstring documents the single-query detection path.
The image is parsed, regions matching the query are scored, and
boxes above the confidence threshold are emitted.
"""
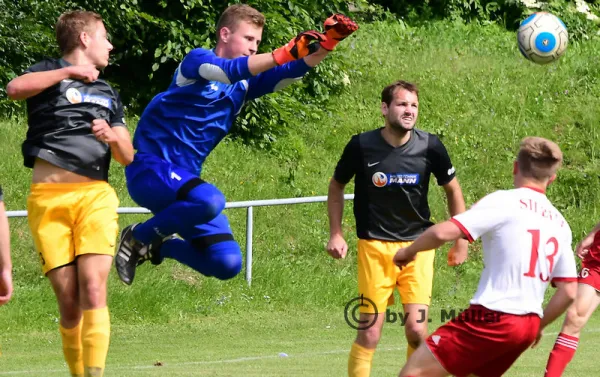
[333,128,456,241]
[0,185,3,202]
[22,58,126,181]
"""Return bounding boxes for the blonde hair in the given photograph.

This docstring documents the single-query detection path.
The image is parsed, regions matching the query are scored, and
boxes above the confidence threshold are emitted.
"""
[517,136,563,181]
[56,11,103,54]
[216,4,265,41]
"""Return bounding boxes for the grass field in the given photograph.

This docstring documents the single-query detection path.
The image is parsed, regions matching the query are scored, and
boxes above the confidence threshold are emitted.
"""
[1,18,600,375]
[2,310,600,376]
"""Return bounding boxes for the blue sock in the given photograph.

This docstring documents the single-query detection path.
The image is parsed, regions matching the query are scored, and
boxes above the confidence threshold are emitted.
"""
[132,183,225,244]
[160,239,242,280]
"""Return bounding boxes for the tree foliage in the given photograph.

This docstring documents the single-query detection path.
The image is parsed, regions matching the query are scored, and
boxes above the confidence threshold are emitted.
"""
[370,0,600,37]
[1,0,598,146]
[0,0,370,146]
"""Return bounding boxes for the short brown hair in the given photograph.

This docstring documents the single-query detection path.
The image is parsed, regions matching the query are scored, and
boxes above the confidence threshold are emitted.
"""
[56,11,103,55]
[216,4,265,40]
[381,81,419,106]
[517,137,563,181]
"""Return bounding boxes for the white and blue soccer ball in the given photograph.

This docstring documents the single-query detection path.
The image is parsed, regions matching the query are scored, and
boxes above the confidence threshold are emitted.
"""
[517,12,568,65]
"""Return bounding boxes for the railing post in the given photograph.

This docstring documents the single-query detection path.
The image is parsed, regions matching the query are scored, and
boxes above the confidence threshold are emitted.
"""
[245,206,253,286]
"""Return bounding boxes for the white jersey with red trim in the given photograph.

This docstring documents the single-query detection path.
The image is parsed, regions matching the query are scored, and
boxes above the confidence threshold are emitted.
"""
[451,187,577,317]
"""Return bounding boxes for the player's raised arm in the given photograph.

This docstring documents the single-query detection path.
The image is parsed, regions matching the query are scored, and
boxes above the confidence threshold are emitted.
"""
[179,28,329,86]
[6,64,99,101]
[265,13,358,70]
[304,14,359,67]
[307,13,358,64]
[245,15,358,101]
[178,47,276,84]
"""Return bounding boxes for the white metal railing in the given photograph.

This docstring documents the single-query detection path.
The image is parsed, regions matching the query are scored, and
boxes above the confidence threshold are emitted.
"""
[6,194,355,285]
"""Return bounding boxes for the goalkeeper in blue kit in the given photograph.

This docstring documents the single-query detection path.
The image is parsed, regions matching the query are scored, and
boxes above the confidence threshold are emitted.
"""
[115,4,358,285]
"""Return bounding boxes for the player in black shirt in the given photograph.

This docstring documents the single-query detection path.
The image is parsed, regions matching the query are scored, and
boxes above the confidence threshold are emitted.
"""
[327,81,468,377]
[6,11,133,377]
[0,186,11,307]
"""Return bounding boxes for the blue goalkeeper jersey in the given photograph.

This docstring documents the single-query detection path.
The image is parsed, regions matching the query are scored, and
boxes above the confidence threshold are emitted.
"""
[133,48,312,176]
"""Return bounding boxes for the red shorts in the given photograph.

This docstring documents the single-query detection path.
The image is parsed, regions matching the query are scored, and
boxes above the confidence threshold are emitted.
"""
[425,305,540,377]
[579,262,600,291]
[580,233,600,291]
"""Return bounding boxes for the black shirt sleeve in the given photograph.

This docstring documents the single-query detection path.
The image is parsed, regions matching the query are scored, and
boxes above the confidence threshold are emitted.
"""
[0,185,4,202]
[428,135,456,186]
[333,135,361,184]
[24,59,56,74]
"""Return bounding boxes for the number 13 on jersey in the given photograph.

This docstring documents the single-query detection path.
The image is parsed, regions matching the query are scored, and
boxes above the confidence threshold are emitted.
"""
[524,229,559,282]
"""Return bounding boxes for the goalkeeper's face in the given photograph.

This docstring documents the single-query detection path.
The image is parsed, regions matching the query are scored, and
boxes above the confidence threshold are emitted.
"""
[219,20,263,58]
[382,89,419,132]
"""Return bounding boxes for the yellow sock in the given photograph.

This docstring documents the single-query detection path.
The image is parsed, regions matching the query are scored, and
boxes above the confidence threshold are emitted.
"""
[406,344,416,360]
[59,320,84,377]
[82,307,111,377]
[348,342,375,377]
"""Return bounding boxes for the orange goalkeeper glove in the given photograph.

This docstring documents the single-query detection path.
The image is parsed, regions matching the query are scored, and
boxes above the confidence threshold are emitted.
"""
[320,14,359,51]
[272,30,326,66]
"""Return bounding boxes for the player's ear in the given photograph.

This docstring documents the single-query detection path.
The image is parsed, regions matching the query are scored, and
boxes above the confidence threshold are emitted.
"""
[381,102,388,117]
[80,31,90,48]
[219,27,232,44]
[548,174,557,186]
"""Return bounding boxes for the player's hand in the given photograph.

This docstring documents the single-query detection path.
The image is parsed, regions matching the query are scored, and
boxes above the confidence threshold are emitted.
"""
[320,14,359,51]
[92,119,119,144]
[531,328,543,348]
[447,239,468,266]
[272,30,326,66]
[67,64,100,83]
[326,234,348,259]
[394,247,416,268]
[575,232,596,260]
[0,268,13,306]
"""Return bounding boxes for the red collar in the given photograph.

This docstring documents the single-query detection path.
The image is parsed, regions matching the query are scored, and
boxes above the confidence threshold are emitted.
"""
[522,185,546,194]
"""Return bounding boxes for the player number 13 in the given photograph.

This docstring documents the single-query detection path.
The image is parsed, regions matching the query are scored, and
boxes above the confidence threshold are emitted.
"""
[523,229,559,282]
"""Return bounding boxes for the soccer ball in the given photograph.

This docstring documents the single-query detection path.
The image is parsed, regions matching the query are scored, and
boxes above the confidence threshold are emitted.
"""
[517,12,568,64]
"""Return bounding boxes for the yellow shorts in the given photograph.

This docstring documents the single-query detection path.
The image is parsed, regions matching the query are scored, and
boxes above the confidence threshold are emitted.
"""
[27,181,119,274]
[357,239,435,314]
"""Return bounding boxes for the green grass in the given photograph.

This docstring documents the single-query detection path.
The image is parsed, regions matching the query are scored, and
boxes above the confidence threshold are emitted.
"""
[1,309,600,376]
[1,19,600,375]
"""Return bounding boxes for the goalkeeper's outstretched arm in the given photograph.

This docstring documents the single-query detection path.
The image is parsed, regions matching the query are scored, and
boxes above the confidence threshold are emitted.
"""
[303,46,329,67]
[183,30,327,86]
[252,13,358,71]
[248,30,326,74]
